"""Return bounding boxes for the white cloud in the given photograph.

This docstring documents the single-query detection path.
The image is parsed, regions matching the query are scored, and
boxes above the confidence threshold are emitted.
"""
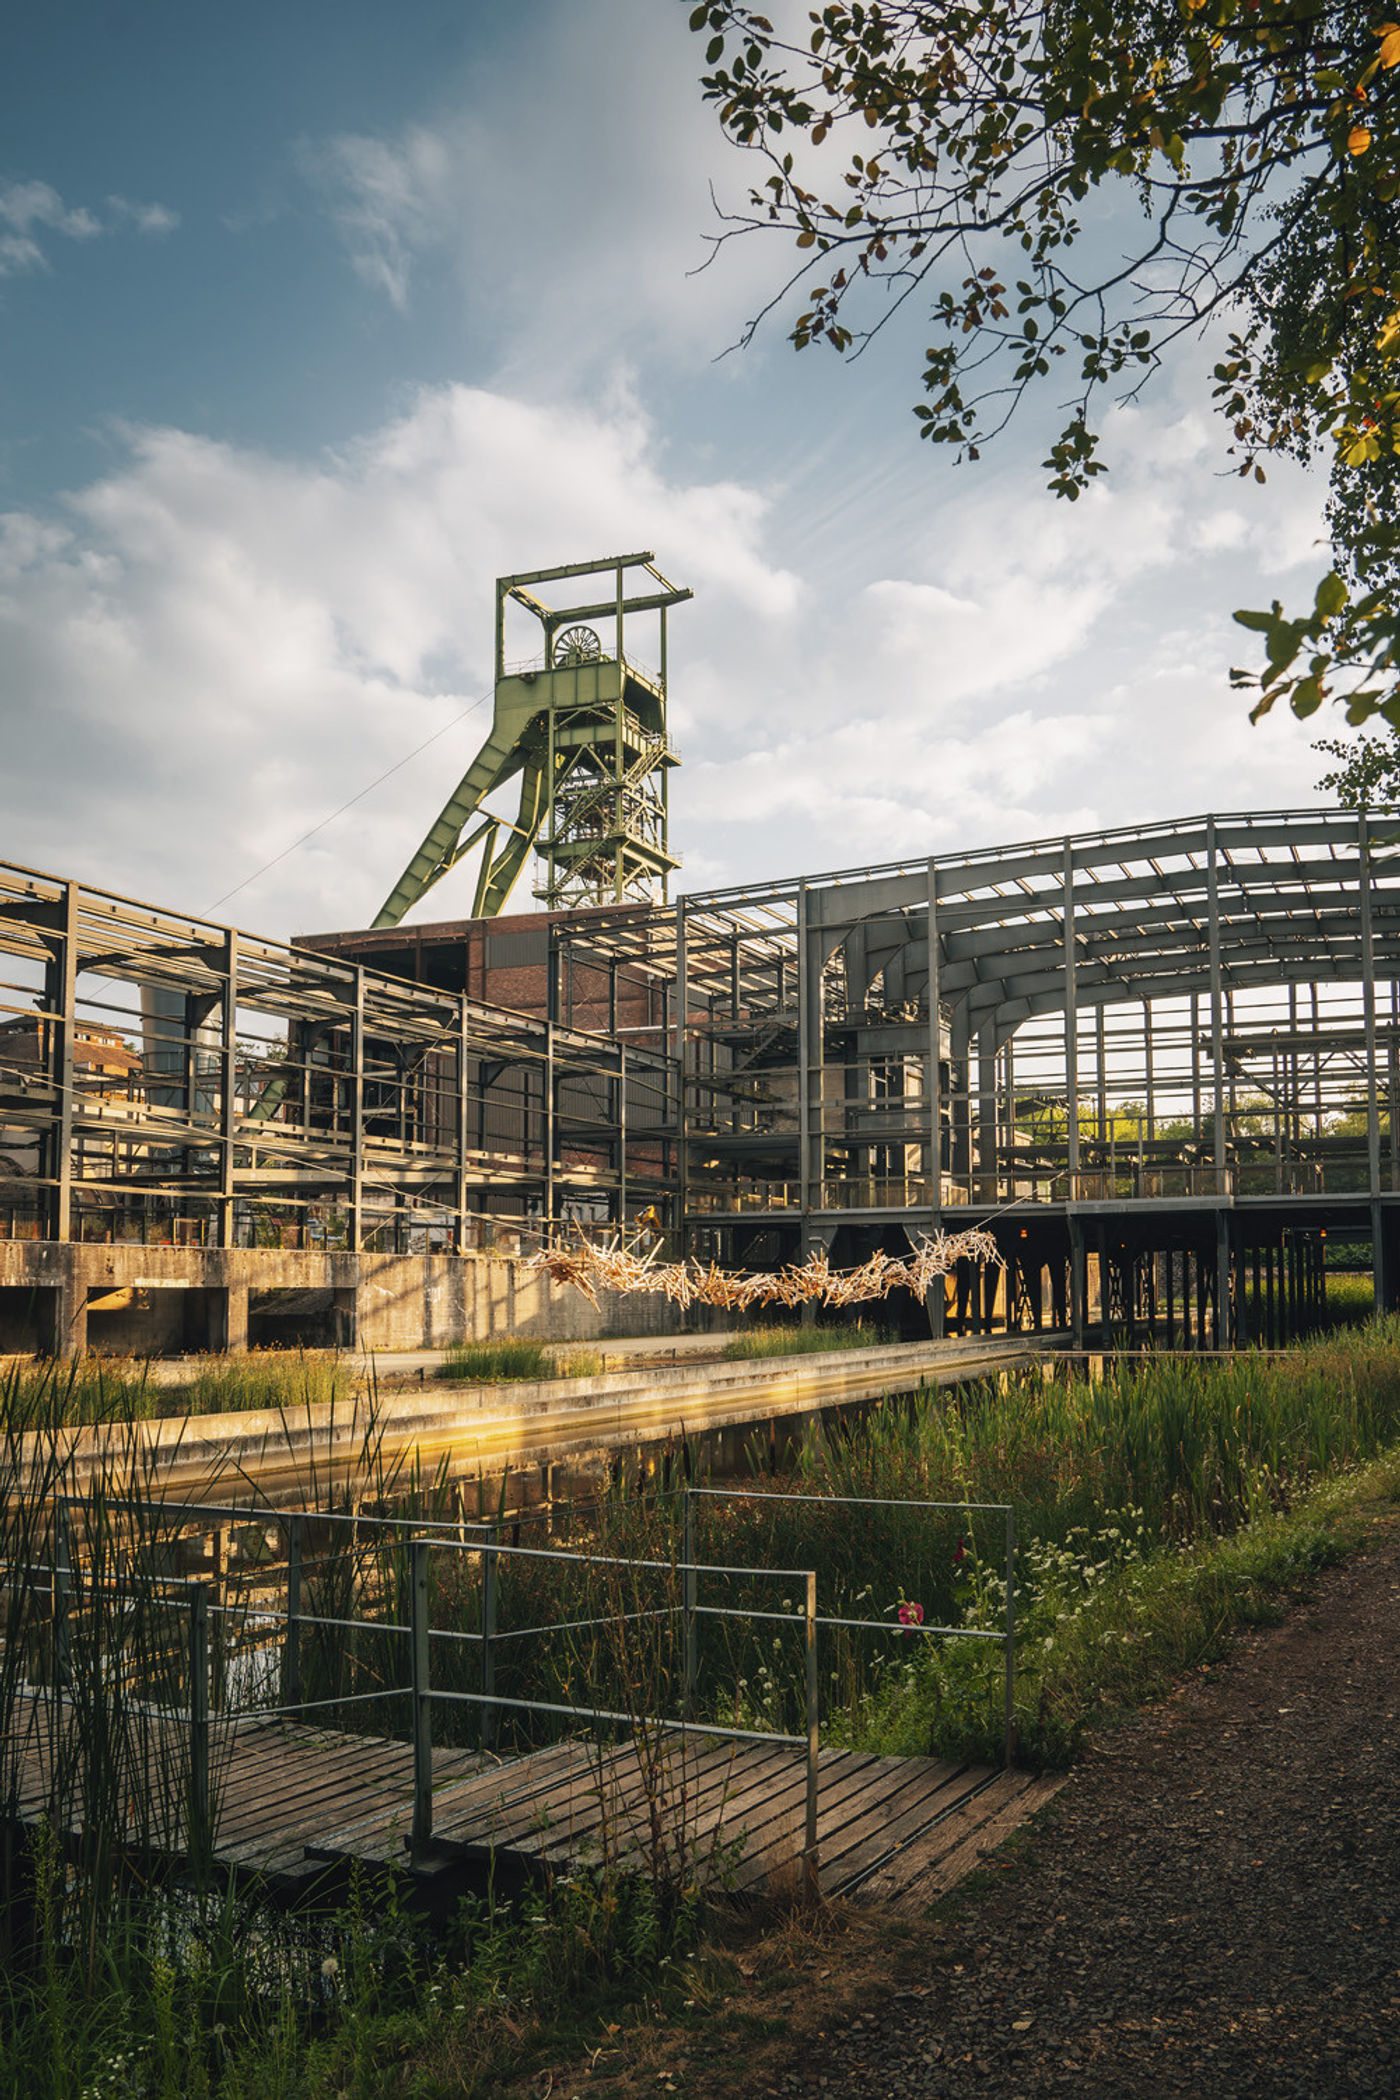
[299,128,451,309]
[0,179,178,276]
[105,195,180,236]
[0,363,1339,944]
[299,0,784,382]
[0,384,799,930]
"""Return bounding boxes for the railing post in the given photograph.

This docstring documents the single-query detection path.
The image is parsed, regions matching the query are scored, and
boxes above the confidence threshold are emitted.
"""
[682,1487,698,1719]
[480,1523,498,1753]
[1003,1507,1018,1768]
[53,1496,72,1685]
[411,1538,433,1857]
[803,1568,819,1899]
[283,1515,303,1717]
[188,1579,211,1861]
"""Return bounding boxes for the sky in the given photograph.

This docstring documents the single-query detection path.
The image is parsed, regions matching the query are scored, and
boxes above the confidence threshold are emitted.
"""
[0,0,1343,942]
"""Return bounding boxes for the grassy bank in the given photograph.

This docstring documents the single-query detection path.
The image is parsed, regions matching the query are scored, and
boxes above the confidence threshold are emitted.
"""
[5,1325,1400,2097]
[721,1322,893,1360]
[485,1320,1400,1769]
[0,1350,352,1428]
[436,1336,605,1383]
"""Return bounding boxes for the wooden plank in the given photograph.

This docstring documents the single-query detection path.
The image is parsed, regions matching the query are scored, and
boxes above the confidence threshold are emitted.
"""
[215,1748,414,1835]
[859,1771,1063,1911]
[724,1750,927,1893]
[817,1760,992,1883]
[302,1744,585,1866]
[436,1738,746,1874]
[522,1741,793,1877]
[414,1742,608,1856]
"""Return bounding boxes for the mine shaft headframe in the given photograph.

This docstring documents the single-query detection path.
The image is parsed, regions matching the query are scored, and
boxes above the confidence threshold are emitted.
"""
[372,553,691,929]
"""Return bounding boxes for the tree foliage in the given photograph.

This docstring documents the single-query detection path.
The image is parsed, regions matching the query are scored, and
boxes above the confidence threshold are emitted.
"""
[1313,722,1400,798]
[688,1,1400,727]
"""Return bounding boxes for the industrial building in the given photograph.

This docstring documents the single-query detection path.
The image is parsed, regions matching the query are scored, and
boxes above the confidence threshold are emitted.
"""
[2,558,1397,1355]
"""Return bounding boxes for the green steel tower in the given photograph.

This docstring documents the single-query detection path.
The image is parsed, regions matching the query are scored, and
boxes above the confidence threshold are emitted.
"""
[373,553,690,927]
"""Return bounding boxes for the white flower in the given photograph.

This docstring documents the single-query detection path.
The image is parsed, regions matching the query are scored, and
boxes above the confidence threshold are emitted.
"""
[321,1956,340,1982]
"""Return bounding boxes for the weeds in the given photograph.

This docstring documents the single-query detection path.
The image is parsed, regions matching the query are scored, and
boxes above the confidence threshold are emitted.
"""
[437,1338,605,1384]
[0,1351,350,1429]
[722,1323,894,1360]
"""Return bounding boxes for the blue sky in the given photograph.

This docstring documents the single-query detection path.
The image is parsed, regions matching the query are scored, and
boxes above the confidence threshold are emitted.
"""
[0,0,1336,936]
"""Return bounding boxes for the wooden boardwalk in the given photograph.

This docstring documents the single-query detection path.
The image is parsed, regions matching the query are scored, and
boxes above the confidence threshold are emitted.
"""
[5,1696,1059,1911]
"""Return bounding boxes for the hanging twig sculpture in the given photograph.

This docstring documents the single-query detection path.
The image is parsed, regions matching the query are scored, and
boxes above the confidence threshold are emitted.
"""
[526,1227,1002,1313]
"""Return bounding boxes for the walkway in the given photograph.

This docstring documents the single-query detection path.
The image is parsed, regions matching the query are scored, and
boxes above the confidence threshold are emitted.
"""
[6,1693,1057,1907]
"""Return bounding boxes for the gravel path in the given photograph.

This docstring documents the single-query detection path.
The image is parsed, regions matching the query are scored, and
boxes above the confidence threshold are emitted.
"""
[570,1516,1400,2100]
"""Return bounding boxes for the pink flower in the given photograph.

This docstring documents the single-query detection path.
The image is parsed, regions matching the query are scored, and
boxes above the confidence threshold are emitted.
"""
[897,1600,924,1636]
[953,1538,966,1569]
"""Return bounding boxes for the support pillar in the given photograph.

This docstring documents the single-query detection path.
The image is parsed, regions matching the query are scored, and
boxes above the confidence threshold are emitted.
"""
[56,1268,87,1360]
[212,1283,249,1353]
[1068,1215,1087,1351]
[1216,1210,1232,1350]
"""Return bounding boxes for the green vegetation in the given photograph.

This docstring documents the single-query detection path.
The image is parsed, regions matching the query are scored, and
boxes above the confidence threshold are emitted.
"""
[721,1322,893,1360]
[0,1350,351,1428]
[437,1337,605,1383]
[690,6,1400,730]
[7,1326,1400,2096]
[0,1855,710,2100]
[1315,1270,1375,1327]
[758,1321,1400,1763]
[0,1369,707,2100]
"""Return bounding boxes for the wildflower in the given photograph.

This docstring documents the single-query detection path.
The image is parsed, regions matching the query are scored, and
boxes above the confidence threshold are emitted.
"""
[897,1600,924,1636]
[953,1538,966,1568]
[321,1956,340,1983]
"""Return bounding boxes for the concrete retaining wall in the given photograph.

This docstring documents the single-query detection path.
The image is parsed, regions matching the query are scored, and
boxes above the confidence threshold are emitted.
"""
[0,1240,691,1357]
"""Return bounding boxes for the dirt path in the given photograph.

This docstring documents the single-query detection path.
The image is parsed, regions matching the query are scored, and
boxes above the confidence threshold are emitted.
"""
[559,1516,1400,2100]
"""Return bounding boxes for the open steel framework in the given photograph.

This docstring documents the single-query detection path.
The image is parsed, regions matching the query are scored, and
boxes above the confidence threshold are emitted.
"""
[0,857,676,1257]
[6,808,1400,1350]
[551,807,1400,1345]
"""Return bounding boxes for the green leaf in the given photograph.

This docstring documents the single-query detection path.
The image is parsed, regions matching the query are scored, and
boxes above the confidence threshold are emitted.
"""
[1314,572,1349,620]
[1232,608,1275,634]
[1289,676,1323,719]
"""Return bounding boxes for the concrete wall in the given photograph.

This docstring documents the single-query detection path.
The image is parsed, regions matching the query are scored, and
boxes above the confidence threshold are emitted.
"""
[0,1239,691,1358]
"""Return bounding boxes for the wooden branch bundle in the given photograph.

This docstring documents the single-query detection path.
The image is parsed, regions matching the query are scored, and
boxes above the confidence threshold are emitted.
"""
[526,1227,1002,1313]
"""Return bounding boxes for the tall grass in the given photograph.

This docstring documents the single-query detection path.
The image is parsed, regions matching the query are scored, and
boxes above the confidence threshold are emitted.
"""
[436,1337,606,1383]
[0,1361,723,2100]
[446,1320,1400,1764]
[0,1351,351,1428]
[6,1325,1400,2094]
[722,1321,894,1359]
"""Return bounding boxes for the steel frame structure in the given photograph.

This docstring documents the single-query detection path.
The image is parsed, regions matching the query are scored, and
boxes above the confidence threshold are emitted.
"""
[0,857,676,1256]
[373,555,690,928]
[552,807,1400,1342]
[7,807,1400,1349]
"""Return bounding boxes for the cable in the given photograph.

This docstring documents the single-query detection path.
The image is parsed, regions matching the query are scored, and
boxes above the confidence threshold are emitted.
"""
[205,688,494,914]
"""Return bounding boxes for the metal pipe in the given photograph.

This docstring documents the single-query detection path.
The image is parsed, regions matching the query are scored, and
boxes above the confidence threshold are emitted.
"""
[682,1487,698,1719]
[804,1566,820,1898]
[283,1513,303,1716]
[188,1579,211,1862]
[481,1522,498,1752]
[411,1537,433,1855]
[1004,1506,1017,1767]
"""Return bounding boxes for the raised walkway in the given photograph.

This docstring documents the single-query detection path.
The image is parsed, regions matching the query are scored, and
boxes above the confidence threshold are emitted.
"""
[35,1332,1064,1506]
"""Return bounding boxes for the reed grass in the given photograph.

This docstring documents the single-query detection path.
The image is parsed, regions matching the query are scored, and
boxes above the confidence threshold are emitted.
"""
[6,1323,1400,2096]
[0,1350,350,1429]
[436,1337,605,1384]
[721,1322,893,1359]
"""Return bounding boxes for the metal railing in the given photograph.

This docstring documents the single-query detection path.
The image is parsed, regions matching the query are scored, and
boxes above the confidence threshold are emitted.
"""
[31,1485,1020,1883]
[684,1487,1016,1772]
